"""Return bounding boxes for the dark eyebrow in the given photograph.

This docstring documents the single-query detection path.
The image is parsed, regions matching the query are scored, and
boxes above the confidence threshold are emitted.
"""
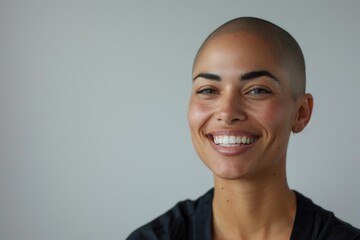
[192,70,279,83]
[240,70,279,82]
[192,73,221,82]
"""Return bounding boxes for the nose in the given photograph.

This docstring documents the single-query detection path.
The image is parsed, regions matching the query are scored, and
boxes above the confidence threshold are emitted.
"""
[215,92,247,124]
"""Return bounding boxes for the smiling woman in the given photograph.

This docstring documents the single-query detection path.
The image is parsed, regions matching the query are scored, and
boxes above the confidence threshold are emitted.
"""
[126,17,360,240]
[188,27,305,182]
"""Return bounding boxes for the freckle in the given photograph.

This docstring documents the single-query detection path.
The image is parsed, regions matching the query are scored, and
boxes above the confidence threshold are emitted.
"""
[221,187,224,190]
[226,200,229,203]
[273,173,277,176]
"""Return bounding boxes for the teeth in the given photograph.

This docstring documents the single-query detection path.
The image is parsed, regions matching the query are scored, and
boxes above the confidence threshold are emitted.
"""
[213,135,258,146]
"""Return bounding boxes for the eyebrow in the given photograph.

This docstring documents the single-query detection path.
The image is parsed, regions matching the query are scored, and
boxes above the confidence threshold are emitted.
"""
[240,70,279,82]
[192,72,221,81]
[192,70,279,82]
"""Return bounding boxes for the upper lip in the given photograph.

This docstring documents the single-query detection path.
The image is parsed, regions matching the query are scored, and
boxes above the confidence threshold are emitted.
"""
[206,129,261,138]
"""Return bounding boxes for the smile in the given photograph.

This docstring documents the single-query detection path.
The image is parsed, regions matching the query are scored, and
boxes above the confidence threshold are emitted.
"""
[213,135,258,147]
[206,132,260,156]
[213,135,259,147]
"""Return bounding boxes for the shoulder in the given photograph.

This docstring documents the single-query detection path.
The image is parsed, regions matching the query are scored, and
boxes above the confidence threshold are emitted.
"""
[295,191,360,240]
[126,189,213,240]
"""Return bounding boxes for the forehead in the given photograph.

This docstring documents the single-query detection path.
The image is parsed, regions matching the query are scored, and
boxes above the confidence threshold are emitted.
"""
[193,31,284,75]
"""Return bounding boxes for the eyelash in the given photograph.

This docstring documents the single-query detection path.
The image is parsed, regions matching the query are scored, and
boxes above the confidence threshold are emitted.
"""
[195,87,272,96]
[247,87,272,95]
[196,88,218,95]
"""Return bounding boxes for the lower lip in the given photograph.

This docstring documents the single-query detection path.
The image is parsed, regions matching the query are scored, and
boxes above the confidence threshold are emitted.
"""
[208,137,258,156]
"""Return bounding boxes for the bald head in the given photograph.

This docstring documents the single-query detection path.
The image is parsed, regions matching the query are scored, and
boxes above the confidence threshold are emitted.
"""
[193,17,306,98]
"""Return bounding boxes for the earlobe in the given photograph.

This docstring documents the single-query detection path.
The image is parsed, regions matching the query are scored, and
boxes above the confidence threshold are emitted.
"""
[292,93,314,133]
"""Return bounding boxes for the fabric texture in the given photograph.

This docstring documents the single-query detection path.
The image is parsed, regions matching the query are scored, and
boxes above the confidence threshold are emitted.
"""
[127,189,360,240]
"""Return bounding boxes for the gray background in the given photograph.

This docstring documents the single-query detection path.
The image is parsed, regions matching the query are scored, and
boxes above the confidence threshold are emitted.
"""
[1,0,359,239]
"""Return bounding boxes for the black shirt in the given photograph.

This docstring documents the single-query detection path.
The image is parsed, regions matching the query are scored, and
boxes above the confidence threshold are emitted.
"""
[127,189,360,240]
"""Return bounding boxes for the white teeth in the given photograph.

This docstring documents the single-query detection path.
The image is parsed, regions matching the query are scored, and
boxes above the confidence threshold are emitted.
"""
[213,135,258,146]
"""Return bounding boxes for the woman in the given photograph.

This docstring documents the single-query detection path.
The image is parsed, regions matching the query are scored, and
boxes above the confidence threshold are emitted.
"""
[127,17,360,240]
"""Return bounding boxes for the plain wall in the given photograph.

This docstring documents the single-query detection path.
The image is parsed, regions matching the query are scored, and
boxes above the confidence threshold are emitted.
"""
[1,0,359,239]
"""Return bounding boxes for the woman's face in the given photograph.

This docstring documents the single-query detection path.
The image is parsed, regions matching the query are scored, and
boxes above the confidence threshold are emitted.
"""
[188,32,300,180]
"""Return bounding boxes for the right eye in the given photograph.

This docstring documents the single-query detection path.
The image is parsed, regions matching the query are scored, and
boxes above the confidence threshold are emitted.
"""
[196,88,218,95]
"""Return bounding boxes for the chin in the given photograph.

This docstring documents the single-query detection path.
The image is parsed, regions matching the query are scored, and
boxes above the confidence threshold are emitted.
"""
[210,160,251,180]
[215,173,247,180]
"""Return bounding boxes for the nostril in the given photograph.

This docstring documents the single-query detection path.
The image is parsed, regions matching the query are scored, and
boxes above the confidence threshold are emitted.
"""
[217,117,242,123]
[215,109,247,123]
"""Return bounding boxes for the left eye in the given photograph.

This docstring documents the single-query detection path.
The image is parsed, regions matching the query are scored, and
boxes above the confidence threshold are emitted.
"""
[248,88,272,95]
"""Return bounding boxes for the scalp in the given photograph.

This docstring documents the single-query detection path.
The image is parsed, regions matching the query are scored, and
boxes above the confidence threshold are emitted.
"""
[193,17,306,98]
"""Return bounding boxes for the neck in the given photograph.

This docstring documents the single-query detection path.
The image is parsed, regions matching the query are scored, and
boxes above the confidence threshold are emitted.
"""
[212,162,296,240]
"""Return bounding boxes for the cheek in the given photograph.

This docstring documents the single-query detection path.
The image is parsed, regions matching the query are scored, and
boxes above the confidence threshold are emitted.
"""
[188,99,212,131]
[250,100,293,133]
[188,99,213,161]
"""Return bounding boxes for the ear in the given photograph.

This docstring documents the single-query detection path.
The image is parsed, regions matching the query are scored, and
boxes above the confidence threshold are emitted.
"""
[292,93,314,133]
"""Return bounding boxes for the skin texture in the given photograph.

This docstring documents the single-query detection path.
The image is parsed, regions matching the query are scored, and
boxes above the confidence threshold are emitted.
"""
[188,18,313,239]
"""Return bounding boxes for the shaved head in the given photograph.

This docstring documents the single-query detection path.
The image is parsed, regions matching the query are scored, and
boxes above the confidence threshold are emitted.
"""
[193,17,306,98]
